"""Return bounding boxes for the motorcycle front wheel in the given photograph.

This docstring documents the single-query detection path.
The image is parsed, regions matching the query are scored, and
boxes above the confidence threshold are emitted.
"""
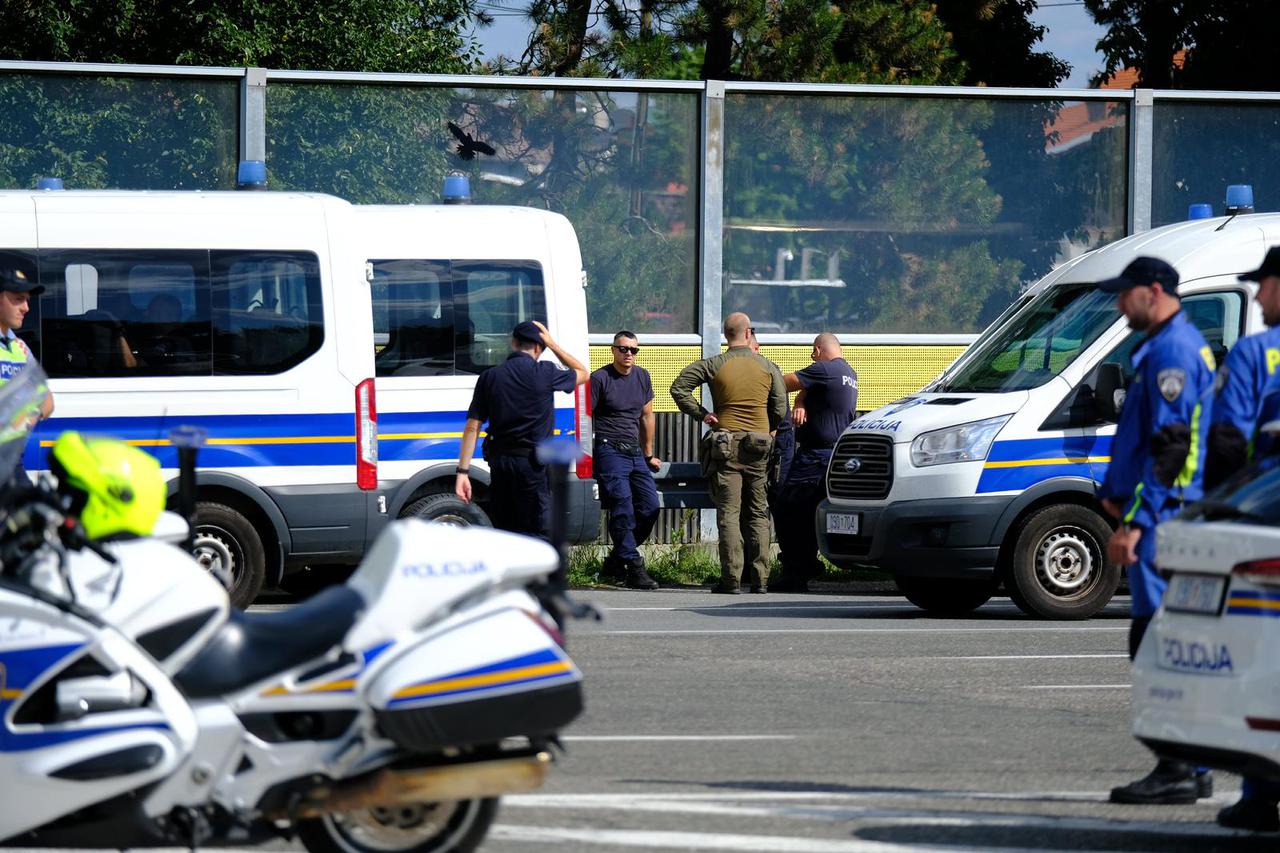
[296,798,498,853]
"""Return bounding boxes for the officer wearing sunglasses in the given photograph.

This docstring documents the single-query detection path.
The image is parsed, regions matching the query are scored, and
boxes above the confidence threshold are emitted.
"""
[590,331,661,589]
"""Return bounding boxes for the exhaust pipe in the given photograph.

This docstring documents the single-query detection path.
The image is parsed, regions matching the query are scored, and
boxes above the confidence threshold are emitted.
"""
[279,751,551,819]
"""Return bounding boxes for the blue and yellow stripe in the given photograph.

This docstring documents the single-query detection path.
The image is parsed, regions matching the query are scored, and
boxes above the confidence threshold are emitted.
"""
[388,648,575,707]
[977,436,1113,493]
[260,642,392,697]
[1226,588,1280,619]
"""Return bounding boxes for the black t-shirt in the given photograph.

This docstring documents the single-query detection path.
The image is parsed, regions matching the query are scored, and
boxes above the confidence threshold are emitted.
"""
[590,364,653,442]
[467,351,577,454]
[795,357,858,448]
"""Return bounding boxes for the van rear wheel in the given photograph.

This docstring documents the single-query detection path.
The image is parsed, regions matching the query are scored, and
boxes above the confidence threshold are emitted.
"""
[401,493,492,527]
[193,502,266,609]
[894,576,997,616]
[1007,504,1118,620]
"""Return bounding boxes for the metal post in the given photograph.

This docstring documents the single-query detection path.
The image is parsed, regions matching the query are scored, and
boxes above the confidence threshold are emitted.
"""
[699,81,726,543]
[1128,89,1154,234]
[239,67,268,165]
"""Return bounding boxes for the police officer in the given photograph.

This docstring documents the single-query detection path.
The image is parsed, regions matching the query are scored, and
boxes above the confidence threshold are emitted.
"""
[671,313,787,594]
[1207,246,1280,832]
[1097,257,1215,805]
[772,333,857,592]
[455,320,587,540]
[591,330,661,590]
[0,264,53,485]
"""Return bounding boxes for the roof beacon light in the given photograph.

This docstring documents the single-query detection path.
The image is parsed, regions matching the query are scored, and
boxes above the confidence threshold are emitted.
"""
[236,160,268,191]
[1187,202,1213,220]
[1225,184,1254,215]
[36,176,64,191]
[443,174,471,205]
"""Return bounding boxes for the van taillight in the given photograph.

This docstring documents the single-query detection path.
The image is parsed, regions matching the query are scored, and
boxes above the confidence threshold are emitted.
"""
[355,378,378,490]
[1231,558,1280,585]
[575,382,592,479]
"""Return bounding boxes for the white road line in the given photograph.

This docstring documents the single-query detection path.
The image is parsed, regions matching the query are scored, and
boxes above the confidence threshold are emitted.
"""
[563,735,798,742]
[1023,684,1130,690]
[603,605,975,612]
[604,626,1129,635]
[932,654,1128,660]
[489,825,999,852]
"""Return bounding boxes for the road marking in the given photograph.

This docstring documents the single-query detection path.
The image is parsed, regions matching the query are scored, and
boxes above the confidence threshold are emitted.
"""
[489,825,984,852]
[603,605,979,612]
[563,735,798,742]
[1023,683,1130,689]
[933,654,1128,660]
[604,626,1129,635]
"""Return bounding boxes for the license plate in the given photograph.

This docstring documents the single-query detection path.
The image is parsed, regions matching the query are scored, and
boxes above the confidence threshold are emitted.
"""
[826,512,860,535]
[1164,573,1226,615]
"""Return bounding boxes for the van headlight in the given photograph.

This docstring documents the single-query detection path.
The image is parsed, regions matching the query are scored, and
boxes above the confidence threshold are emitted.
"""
[910,415,1011,467]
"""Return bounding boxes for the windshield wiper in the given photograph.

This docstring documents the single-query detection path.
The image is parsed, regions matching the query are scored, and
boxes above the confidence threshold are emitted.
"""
[1190,499,1268,522]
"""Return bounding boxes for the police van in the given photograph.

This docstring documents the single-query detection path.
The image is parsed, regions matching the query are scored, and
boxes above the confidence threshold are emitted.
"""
[817,211,1280,620]
[0,181,597,607]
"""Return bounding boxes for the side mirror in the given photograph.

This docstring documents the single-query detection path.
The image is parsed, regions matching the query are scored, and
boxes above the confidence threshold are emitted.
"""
[1094,362,1126,423]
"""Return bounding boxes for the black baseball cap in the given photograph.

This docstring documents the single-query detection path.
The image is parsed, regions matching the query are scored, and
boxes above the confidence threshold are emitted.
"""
[1097,256,1180,295]
[0,267,43,296]
[1239,246,1280,282]
[512,320,544,344]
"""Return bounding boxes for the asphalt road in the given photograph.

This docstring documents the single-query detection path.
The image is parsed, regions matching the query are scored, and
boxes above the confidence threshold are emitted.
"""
[16,590,1280,852]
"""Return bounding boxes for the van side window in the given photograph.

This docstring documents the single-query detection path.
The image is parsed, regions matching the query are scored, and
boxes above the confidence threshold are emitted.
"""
[210,251,323,375]
[453,261,547,375]
[38,250,211,377]
[371,260,453,376]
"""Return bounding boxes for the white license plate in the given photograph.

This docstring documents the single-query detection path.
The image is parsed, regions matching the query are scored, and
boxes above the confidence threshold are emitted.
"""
[826,513,860,535]
[1164,574,1226,615]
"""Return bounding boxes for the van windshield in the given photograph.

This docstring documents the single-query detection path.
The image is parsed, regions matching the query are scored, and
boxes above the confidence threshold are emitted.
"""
[937,283,1118,393]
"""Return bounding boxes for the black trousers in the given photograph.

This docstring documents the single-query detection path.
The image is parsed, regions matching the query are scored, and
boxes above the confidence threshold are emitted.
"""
[488,453,550,541]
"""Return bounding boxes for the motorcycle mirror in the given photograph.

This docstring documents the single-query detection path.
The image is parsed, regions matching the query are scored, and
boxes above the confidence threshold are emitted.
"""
[169,425,208,554]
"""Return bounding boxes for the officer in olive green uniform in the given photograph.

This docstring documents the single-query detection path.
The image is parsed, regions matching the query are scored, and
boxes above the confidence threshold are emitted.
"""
[671,313,787,594]
[0,264,53,483]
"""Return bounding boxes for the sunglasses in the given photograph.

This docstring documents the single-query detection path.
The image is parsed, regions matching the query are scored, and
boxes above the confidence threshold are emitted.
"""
[613,345,640,355]
[749,327,757,334]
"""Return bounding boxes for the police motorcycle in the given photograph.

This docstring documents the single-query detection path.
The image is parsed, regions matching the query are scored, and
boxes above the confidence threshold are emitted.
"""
[0,363,587,852]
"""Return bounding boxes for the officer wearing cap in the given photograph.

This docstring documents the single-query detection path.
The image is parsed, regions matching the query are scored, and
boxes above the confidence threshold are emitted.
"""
[1096,257,1216,805]
[0,264,53,484]
[455,320,587,540]
[1205,246,1280,494]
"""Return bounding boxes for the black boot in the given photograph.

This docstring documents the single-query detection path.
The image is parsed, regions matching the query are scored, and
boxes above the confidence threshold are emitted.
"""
[1109,760,1210,805]
[601,552,626,581]
[624,557,659,590]
[1218,796,1280,832]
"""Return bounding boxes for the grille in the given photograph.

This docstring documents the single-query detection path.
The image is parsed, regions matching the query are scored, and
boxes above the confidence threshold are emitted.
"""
[827,434,894,500]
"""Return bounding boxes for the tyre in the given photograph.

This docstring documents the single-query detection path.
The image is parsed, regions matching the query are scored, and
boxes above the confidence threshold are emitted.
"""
[401,493,492,527]
[894,575,997,616]
[1006,504,1119,620]
[193,501,266,609]
[296,798,498,853]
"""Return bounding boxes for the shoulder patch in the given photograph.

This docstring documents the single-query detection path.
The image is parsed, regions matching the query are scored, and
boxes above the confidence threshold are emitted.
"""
[1200,345,1216,371]
[1157,367,1186,402]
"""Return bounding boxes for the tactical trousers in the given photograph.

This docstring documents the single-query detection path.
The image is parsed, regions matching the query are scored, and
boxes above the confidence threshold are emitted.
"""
[710,448,771,588]
[774,447,832,580]
[488,453,550,541]
[595,441,660,562]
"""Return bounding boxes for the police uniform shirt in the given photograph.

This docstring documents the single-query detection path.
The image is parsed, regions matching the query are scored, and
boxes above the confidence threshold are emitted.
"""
[1100,310,1215,531]
[0,328,31,381]
[1250,370,1280,457]
[1207,326,1280,477]
[794,357,858,449]
[466,351,577,454]
[590,364,653,443]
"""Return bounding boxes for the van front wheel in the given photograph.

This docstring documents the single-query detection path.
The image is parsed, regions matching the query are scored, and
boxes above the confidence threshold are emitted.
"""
[193,502,266,609]
[1007,504,1118,620]
[894,576,996,616]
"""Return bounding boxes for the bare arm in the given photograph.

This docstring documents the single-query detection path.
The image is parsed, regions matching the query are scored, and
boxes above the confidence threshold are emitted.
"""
[792,388,808,427]
[455,418,483,502]
[641,400,661,471]
[533,320,588,386]
[783,372,804,392]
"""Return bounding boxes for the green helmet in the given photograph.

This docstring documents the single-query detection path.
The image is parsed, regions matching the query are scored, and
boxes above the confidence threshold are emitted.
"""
[49,432,164,539]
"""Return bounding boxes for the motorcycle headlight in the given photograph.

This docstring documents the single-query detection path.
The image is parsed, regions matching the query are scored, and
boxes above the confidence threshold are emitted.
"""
[910,415,1011,467]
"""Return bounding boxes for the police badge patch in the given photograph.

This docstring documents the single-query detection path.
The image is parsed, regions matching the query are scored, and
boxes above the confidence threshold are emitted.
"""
[1158,368,1186,402]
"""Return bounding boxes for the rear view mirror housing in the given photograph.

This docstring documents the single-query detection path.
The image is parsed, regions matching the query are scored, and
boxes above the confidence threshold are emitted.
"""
[1094,362,1126,423]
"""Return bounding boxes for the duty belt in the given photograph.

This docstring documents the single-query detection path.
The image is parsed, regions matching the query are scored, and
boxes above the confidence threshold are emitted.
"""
[596,437,640,454]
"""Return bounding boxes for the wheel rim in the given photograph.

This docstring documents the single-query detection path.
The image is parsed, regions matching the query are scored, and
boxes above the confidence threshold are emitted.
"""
[193,525,240,589]
[427,513,471,528]
[1034,525,1100,598]
[321,800,481,853]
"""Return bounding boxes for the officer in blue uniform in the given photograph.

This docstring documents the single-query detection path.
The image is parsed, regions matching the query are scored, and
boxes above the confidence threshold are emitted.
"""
[455,320,587,540]
[1205,246,1280,492]
[1209,246,1280,833]
[1097,257,1216,805]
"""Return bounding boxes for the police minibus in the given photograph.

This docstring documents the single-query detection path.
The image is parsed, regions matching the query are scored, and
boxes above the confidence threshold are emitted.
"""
[817,209,1280,620]
[0,180,597,606]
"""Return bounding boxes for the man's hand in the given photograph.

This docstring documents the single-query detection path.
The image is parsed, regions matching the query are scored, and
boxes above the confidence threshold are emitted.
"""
[792,405,808,427]
[455,473,472,503]
[1101,498,1122,520]
[1106,525,1141,566]
[703,412,719,428]
[532,319,555,349]
[647,454,662,472]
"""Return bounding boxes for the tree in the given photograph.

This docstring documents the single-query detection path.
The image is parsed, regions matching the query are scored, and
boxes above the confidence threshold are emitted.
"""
[934,0,1069,88]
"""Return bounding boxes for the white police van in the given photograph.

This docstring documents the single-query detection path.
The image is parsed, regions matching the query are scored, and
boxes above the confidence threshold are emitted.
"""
[0,178,597,607]
[818,210,1280,620]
